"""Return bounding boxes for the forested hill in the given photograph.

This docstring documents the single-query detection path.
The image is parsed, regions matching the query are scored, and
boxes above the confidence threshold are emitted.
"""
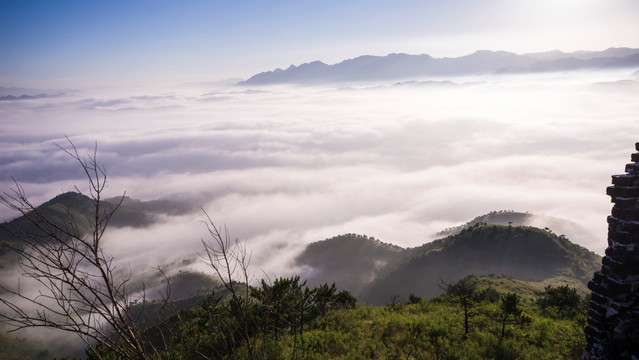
[294,224,600,304]
[0,191,198,253]
[435,210,534,237]
[295,234,404,294]
[359,225,601,304]
[434,210,593,242]
[0,192,96,255]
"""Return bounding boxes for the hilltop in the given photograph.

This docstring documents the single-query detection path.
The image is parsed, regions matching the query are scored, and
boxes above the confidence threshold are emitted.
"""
[296,224,600,304]
[295,234,404,294]
[362,225,599,303]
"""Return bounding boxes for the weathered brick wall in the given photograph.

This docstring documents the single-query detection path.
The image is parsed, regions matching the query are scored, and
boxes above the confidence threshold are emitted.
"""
[584,142,639,359]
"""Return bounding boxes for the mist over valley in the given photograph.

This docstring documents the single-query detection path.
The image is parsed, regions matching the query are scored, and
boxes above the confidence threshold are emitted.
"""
[3,0,639,357]
[1,56,635,312]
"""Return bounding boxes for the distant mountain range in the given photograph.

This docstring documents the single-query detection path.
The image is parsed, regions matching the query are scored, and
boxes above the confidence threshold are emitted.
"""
[238,47,639,85]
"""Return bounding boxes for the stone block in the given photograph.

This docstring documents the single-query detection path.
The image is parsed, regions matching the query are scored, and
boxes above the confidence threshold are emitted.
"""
[611,206,639,221]
[606,246,639,267]
[591,292,608,305]
[589,307,607,323]
[585,324,607,340]
[607,229,634,245]
[589,300,608,316]
[607,186,639,198]
[593,271,605,283]
[602,255,622,271]
[605,278,632,294]
[612,174,639,187]
[611,197,638,208]
[608,216,621,226]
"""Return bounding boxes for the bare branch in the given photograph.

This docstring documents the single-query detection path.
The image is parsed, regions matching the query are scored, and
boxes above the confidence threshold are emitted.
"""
[0,138,170,359]
[200,211,257,358]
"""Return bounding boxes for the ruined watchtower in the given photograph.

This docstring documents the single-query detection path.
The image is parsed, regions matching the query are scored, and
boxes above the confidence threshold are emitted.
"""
[584,142,639,359]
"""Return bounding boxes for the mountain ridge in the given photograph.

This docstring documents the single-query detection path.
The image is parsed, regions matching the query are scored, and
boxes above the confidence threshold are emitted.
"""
[357,224,600,304]
[238,47,639,85]
[0,192,198,255]
[295,223,600,304]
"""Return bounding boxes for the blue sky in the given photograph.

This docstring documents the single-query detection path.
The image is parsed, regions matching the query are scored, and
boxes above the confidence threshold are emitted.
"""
[1,0,638,87]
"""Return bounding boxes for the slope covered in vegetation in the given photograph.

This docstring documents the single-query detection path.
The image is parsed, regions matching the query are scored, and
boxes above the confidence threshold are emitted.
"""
[295,234,404,294]
[0,193,601,359]
[360,225,600,304]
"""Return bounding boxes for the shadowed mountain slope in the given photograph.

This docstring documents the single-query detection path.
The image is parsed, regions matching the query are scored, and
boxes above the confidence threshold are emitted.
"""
[295,233,403,295]
[0,192,96,256]
[359,225,601,304]
[0,192,197,257]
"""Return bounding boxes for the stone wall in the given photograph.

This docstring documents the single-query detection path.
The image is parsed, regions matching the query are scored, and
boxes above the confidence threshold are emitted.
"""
[583,142,639,359]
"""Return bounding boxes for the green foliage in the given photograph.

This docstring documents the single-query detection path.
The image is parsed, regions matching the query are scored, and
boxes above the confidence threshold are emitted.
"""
[149,277,357,360]
[476,286,500,303]
[249,293,586,360]
[8,273,589,359]
[496,292,530,338]
[169,291,248,359]
[408,293,422,304]
[445,275,479,335]
[536,285,585,319]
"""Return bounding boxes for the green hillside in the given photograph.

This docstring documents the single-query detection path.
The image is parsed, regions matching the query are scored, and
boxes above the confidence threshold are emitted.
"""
[360,225,601,304]
[1,192,96,233]
[0,192,97,258]
[1,192,195,256]
[238,286,587,360]
[436,210,534,237]
[0,193,603,358]
[295,234,404,294]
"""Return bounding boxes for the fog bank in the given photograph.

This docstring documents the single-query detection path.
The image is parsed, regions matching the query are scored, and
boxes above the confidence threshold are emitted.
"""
[2,70,638,277]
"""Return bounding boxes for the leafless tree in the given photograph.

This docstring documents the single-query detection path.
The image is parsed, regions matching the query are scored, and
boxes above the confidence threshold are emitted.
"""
[0,139,171,359]
[200,212,258,358]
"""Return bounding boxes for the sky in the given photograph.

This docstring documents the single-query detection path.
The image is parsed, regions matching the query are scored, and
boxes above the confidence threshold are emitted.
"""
[1,1,639,278]
[1,0,638,87]
[2,2,639,355]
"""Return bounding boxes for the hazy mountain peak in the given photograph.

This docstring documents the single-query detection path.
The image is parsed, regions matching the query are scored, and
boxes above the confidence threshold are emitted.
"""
[238,48,639,85]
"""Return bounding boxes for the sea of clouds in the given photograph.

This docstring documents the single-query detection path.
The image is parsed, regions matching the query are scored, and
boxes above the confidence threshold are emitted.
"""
[2,69,639,278]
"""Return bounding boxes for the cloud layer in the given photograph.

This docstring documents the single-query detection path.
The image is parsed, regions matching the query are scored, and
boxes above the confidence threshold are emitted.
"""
[1,70,638,277]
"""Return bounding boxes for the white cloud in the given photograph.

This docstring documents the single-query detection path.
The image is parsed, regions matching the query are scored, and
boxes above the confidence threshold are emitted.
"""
[1,69,637,269]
